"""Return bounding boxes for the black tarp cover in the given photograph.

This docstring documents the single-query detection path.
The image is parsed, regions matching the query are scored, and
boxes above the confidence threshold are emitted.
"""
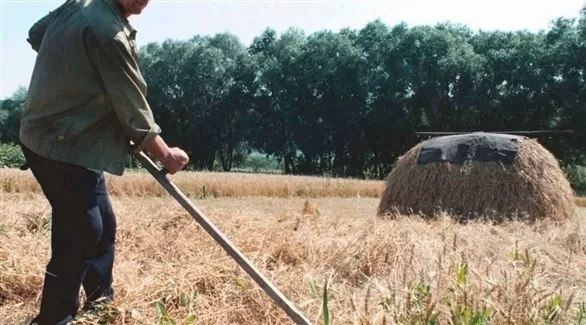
[417,132,527,165]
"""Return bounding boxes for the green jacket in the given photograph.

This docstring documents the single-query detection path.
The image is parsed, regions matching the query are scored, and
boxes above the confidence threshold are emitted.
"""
[20,0,161,175]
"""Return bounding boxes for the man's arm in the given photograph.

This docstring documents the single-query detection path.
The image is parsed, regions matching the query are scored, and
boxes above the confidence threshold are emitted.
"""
[143,135,190,174]
[86,31,188,173]
[27,1,69,51]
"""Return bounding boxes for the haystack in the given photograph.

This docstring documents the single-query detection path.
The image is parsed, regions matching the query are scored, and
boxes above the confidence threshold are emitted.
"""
[377,132,576,221]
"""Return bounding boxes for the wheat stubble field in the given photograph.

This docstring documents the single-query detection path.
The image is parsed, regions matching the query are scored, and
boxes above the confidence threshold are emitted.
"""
[1,169,586,324]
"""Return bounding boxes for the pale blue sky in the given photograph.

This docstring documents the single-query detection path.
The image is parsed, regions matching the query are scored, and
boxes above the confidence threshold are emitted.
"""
[1,0,585,99]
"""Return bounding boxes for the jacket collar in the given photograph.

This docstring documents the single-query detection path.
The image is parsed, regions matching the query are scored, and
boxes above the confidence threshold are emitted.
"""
[102,0,136,38]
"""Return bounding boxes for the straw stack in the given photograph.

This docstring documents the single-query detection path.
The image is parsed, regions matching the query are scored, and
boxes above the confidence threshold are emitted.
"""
[377,137,576,222]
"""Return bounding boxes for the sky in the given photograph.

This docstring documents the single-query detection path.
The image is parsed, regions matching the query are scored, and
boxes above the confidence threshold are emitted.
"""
[1,0,585,99]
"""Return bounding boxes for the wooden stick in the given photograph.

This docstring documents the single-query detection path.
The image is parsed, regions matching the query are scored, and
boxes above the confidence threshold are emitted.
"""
[415,130,574,136]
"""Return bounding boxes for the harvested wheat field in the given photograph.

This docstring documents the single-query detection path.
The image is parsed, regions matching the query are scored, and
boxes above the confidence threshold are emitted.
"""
[0,168,383,199]
[1,168,586,324]
[378,134,576,222]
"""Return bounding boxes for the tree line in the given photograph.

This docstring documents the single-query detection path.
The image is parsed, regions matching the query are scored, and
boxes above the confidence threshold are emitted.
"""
[2,11,586,179]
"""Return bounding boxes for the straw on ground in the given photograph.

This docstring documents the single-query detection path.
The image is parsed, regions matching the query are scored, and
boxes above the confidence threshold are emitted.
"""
[1,169,586,324]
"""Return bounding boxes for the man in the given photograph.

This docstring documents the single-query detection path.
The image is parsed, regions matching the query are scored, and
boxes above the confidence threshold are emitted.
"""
[19,0,189,324]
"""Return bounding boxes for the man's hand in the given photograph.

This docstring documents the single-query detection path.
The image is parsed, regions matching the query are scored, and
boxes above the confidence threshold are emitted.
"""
[161,147,189,174]
[143,135,189,174]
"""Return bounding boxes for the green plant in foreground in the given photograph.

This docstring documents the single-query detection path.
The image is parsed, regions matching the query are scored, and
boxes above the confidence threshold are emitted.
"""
[456,263,468,288]
[156,300,174,325]
[447,262,493,325]
[509,241,537,268]
[305,275,332,325]
[377,282,439,324]
[70,301,122,324]
[322,278,331,325]
[577,302,586,325]
[412,283,440,324]
[541,294,561,324]
[305,275,319,299]
[379,293,395,313]
[449,304,493,325]
[155,300,196,325]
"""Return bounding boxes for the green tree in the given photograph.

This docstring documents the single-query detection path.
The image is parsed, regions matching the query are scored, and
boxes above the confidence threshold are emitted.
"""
[249,28,306,173]
[0,86,27,144]
[294,29,366,176]
[140,33,253,171]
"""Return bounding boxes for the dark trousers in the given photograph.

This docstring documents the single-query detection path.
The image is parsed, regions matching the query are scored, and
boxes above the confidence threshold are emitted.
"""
[21,145,116,325]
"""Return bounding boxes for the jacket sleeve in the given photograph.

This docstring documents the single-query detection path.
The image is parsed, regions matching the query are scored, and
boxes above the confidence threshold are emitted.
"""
[85,30,162,152]
[27,1,70,51]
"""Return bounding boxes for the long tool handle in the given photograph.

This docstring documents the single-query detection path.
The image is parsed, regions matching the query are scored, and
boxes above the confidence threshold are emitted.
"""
[133,151,312,325]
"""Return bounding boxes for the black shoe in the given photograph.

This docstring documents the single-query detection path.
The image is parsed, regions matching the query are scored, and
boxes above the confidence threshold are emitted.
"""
[29,315,73,325]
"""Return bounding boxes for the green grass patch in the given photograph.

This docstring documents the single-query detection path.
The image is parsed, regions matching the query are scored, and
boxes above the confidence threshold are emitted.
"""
[0,143,25,168]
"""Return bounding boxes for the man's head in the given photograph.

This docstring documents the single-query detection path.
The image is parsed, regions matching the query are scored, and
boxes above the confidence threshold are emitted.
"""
[117,0,150,17]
